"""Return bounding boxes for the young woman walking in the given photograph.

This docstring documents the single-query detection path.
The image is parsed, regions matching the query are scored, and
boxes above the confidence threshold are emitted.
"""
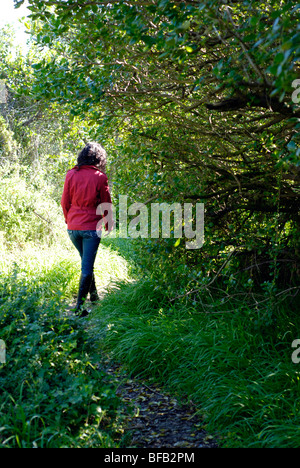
[61,142,113,317]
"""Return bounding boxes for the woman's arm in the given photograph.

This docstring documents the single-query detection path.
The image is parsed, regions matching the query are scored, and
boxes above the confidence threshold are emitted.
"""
[99,175,114,232]
[61,175,71,224]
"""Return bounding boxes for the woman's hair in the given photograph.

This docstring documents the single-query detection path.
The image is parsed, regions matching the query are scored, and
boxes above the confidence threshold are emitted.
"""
[77,142,107,172]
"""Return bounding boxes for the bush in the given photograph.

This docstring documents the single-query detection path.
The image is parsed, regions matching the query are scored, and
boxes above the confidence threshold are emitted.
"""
[92,250,300,448]
[0,262,124,448]
[0,168,66,247]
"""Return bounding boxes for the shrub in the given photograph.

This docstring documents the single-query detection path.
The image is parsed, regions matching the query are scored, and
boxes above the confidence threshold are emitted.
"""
[0,169,66,247]
[0,263,124,448]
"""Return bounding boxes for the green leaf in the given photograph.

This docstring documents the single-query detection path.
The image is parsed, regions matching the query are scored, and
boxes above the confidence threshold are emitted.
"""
[185,45,194,53]
[174,238,181,247]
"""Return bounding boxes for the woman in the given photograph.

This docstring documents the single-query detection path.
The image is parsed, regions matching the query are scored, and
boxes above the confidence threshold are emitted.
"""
[61,142,113,317]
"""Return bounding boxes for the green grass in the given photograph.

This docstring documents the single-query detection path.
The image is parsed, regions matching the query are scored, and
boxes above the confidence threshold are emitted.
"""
[1,233,299,448]
[0,241,131,448]
[91,249,300,448]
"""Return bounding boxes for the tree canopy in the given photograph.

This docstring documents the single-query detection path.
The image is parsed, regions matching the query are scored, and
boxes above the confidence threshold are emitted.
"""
[12,0,300,285]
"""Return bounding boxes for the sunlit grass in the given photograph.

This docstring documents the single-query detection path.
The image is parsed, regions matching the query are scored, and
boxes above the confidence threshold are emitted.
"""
[0,235,132,303]
[0,238,131,448]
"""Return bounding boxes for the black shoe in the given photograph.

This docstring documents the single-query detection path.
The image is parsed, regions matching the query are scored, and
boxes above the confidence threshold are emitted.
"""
[77,308,90,318]
[75,274,93,316]
[89,274,100,303]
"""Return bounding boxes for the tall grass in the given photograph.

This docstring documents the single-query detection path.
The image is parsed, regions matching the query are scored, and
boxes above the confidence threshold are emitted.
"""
[0,237,131,448]
[92,258,300,448]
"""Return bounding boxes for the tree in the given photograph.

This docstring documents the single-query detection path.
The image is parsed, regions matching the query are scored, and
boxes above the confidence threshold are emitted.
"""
[16,0,300,285]
[0,24,93,185]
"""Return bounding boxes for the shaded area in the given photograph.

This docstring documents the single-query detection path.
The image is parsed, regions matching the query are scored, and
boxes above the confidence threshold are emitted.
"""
[91,259,300,448]
[0,252,127,448]
[102,362,218,449]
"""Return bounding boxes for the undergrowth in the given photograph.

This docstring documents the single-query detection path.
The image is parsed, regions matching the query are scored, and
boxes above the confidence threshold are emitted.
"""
[0,243,130,448]
[1,166,299,448]
[93,238,300,448]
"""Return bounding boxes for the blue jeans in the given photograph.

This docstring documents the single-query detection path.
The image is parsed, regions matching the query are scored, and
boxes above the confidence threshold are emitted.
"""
[67,230,101,278]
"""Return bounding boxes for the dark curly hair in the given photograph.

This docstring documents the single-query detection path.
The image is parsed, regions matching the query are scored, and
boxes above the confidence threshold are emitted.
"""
[77,142,107,172]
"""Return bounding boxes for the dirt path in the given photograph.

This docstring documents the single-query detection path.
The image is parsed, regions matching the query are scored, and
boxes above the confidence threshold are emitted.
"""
[66,301,219,448]
[104,362,219,449]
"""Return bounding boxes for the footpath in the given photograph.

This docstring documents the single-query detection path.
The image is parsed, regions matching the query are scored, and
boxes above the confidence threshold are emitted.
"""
[67,279,219,449]
[102,360,219,449]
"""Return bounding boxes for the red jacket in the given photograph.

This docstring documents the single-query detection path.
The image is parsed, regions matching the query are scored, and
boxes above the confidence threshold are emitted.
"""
[61,165,113,231]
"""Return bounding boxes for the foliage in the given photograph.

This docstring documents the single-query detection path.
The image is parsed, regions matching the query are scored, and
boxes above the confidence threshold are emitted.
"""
[0,115,18,161]
[15,0,300,288]
[0,166,66,246]
[0,243,130,448]
[0,25,92,181]
[92,242,300,448]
